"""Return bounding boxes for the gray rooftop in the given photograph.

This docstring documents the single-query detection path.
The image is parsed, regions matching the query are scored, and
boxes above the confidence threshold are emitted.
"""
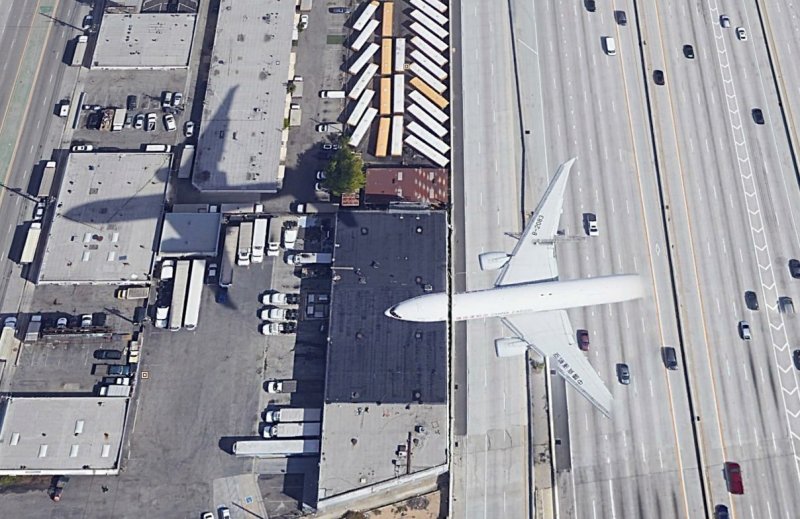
[0,397,127,475]
[92,14,196,69]
[318,402,447,500]
[325,211,448,404]
[192,0,295,193]
[158,212,222,257]
[37,153,169,285]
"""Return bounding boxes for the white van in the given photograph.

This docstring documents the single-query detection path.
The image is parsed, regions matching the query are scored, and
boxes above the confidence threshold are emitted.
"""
[604,37,617,56]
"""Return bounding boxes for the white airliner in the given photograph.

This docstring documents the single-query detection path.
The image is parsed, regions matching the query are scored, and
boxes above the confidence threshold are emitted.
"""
[385,158,644,417]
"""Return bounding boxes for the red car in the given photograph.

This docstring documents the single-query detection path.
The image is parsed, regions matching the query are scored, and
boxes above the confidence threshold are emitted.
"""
[724,462,744,494]
[577,330,590,351]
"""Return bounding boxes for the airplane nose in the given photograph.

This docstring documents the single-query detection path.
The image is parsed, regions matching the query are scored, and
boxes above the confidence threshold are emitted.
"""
[385,306,400,319]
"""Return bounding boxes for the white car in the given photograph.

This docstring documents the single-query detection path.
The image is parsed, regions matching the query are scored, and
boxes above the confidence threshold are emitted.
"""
[261,322,280,335]
[265,292,286,305]
[736,27,747,40]
[4,316,17,329]
[184,121,195,137]
[316,170,326,180]
[163,114,177,132]
[56,317,68,328]
[33,202,46,220]
[207,262,218,279]
[299,14,309,30]
[220,507,231,519]
[172,92,183,106]
[586,214,599,236]
[71,144,94,152]
[146,112,157,131]
[81,314,92,327]
[134,113,144,130]
[201,513,213,519]
[160,259,175,281]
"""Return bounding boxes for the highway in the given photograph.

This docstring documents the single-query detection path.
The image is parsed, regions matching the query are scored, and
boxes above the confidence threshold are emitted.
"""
[0,0,87,313]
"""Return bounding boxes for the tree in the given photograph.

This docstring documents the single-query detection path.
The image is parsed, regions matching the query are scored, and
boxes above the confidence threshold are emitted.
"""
[325,143,365,195]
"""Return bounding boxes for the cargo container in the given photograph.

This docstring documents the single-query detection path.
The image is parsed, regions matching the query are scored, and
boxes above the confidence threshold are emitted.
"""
[169,260,191,331]
[232,439,320,457]
[263,422,321,439]
[20,222,42,264]
[408,22,447,52]
[347,89,376,127]
[219,225,238,287]
[382,2,394,38]
[71,35,88,67]
[380,77,391,115]
[407,121,450,153]
[111,109,127,132]
[265,408,322,423]
[183,259,206,330]
[238,221,253,266]
[392,74,405,114]
[410,50,448,80]
[39,161,57,199]
[115,287,150,300]
[381,38,393,75]
[252,218,268,263]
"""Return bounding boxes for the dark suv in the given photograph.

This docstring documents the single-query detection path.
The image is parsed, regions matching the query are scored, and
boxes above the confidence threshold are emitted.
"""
[662,346,678,370]
[744,290,759,310]
[126,95,138,111]
[617,363,631,385]
[577,330,590,351]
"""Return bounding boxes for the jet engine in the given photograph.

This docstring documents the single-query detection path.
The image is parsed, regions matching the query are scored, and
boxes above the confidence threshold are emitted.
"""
[479,252,510,271]
[495,338,529,357]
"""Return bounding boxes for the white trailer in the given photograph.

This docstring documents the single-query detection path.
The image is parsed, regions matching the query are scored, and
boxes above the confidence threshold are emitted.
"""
[348,63,379,100]
[350,19,379,51]
[111,108,127,132]
[169,260,191,331]
[348,42,380,75]
[183,259,206,331]
[410,10,448,40]
[409,90,449,123]
[251,218,268,263]
[410,0,449,25]
[238,221,253,266]
[232,439,320,457]
[39,161,57,198]
[265,408,322,423]
[391,115,404,157]
[349,106,378,147]
[347,89,376,126]
[394,37,406,73]
[408,103,449,137]
[20,223,42,264]
[352,1,380,31]
[71,35,88,67]
[410,50,448,81]
[263,422,321,438]
[405,135,450,167]
[409,63,447,93]
[177,144,195,179]
[410,36,447,69]
[392,74,405,114]
[407,121,450,153]
[299,0,313,11]
[219,225,238,287]
[409,22,447,52]
[419,0,448,13]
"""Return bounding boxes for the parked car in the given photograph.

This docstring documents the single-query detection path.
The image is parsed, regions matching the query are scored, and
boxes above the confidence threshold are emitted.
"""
[94,349,123,360]
[184,121,194,137]
[316,170,326,180]
[50,475,69,502]
[126,95,138,110]
[299,14,309,30]
[33,202,46,220]
[134,113,144,130]
[71,144,93,152]
[207,262,218,279]
[56,317,68,328]
[107,364,132,376]
[172,92,183,106]
[329,7,351,14]
[82,15,93,30]
[215,287,229,304]
[146,112,157,131]
[81,314,93,327]
[163,114,177,132]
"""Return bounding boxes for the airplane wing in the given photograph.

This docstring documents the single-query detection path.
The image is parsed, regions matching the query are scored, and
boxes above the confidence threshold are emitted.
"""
[494,157,576,287]
[502,309,613,417]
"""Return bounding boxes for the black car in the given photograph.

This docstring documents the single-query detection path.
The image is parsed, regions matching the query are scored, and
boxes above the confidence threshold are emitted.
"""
[577,329,590,351]
[126,95,138,111]
[793,350,800,370]
[653,70,665,85]
[789,259,800,278]
[617,363,631,385]
[107,364,132,376]
[615,10,628,25]
[752,108,765,125]
[586,0,596,12]
[714,504,729,519]
[329,7,351,14]
[744,290,759,310]
[683,44,695,59]
[94,349,123,361]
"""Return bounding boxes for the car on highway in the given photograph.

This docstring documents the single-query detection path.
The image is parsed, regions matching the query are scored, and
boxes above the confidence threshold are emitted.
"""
[184,121,195,137]
[146,112,157,131]
[790,259,800,278]
[617,363,631,385]
[793,350,800,370]
[329,7,351,14]
[662,346,678,370]
[744,290,758,310]
[134,113,144,130]
[577,329,590,351]
[585,0,596,12]
[316,170,326,180]
[736,27,747,40]
[126,95,138,110]
[653,69,665,85]
[752,108,765,125]
[3,316,16,329]
[94,349,123,361]
[780,296,795,314]
[720,15,731,28]
[585,214,599,236]
[714,504,730,519]
[683,44,695,59]
[71,144,94,152]
[724,461,744,494]
[738,320,751,340]
[299,14,309,30]
[163,114,177,132]
[615,10,627,26]
[82,15,93,30]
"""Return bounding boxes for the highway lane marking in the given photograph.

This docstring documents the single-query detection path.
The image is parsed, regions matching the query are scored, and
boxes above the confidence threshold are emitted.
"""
[608,479,616,519]
[641,442,647,463]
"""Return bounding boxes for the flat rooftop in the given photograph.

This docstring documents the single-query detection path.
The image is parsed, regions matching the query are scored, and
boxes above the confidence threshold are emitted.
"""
[158,212,222,257]
[326,211,448,404]
[318,403,447,500]
[0,396,127,475]
[192,0,295,193]
[92,14,196,69]
[365,167,449,207]
[37,153,169,284]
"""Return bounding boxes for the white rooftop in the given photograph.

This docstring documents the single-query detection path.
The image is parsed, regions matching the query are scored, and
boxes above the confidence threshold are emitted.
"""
[192,0,295,193]
[318,403,447,499]
[0,397,127,475]
[158,212,222,257]
[92,14,196,69]
[37,152,169,285]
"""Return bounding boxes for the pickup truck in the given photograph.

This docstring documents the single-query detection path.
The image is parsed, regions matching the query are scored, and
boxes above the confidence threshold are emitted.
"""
[267,379,298,393]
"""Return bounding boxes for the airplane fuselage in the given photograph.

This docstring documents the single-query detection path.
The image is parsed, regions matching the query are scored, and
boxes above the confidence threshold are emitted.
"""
[386,274,644,322]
